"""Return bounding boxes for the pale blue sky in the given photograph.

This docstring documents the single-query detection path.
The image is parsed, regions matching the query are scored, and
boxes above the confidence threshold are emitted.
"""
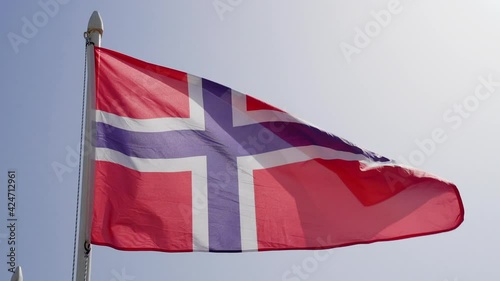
[1,1,499,280]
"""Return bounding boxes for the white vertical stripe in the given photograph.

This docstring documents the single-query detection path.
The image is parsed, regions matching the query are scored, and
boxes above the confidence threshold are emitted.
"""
[238,158,259,251]
[191,163,209,251]
[187,74,205,130]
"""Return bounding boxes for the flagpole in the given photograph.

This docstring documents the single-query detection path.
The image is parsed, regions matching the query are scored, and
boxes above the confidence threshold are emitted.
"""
[75,11,103,281]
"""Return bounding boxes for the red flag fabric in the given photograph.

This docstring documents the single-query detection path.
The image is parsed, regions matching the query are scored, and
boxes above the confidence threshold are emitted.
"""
[91,47,464,252]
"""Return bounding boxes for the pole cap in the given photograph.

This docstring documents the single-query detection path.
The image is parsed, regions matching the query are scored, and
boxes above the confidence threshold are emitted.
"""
[87,11,104,35]
[10,266,23,281]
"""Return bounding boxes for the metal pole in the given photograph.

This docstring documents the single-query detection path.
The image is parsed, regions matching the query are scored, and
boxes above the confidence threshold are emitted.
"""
[75,11,103,281]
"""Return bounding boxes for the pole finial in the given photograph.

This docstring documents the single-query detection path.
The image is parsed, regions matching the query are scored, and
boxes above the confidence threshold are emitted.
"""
[87,11,104,35]
[86,11,103,46]
[10,266,23,281]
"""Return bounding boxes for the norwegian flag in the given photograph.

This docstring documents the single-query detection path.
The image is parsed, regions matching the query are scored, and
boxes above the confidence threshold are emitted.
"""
[91,47,464,253]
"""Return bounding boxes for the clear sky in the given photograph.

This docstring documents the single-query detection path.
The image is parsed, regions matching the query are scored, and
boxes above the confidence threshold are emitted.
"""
[1,0,499,280]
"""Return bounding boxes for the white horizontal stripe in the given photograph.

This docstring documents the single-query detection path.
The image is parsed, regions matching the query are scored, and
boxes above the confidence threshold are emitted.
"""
[95,147,206,172]
[95,147,209,251]
[96,75,205,132]
[240,145,371,170]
